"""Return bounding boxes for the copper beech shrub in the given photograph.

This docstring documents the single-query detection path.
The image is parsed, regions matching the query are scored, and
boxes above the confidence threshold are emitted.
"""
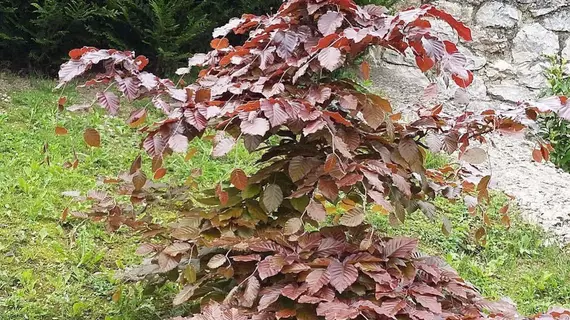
[56,0,570,319]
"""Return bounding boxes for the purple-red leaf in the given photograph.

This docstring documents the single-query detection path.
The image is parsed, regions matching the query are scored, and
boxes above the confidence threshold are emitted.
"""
[96,91,120,115]
[327,258,358,293]
[318,47,344,72]
[318,11,344,36]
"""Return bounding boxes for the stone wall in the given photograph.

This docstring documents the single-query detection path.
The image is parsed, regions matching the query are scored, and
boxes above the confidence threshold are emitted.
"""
[372,1,570,242]
[374,0,570,111]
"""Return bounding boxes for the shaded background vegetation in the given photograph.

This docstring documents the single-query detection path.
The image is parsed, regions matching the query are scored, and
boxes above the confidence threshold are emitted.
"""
[0,0,398,76]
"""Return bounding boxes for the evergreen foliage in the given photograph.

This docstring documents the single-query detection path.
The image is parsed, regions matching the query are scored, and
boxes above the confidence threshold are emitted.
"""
[0,0,397,75]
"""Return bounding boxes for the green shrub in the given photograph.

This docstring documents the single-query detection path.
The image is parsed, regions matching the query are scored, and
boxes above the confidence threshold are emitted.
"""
[540,57,570,171]
[0,0,398,75]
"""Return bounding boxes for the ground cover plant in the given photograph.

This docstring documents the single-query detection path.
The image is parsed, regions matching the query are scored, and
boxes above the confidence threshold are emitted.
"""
[540,57,570,171]
[6,0,570,319]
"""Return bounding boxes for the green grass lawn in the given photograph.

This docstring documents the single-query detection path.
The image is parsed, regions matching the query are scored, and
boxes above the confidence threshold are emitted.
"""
[0,74,569,319]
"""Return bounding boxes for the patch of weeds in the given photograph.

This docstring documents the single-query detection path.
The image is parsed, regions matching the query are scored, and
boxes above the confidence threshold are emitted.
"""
[0,77,257,319]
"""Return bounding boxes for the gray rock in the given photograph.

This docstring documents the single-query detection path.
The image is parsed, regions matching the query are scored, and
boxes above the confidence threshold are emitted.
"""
[469,26,510,54]
[528,0,567,17]
[459,46,487,71]
[428,18,459,43]
[487,82,534,103]
[512,23,559,64]
[475,2,521,29]
[542,9,570,32]
[370,62,429,110]
[516,62,550,89]
[381,48,416,67]
[511,23,558,89]
[563,38,570,61]
[563,38,570,75]
[467,75,488,100]
[486,59,515,81]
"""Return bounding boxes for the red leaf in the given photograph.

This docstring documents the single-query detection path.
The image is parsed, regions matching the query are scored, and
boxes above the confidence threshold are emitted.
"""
[275,309,296,319]
[452,71,474,88]
[427,7,472,41]
[230,169,248,190]
[96,91,120,115]
[475,226,486,243]
[144,134,167,157]
[317,301,359,320]
[241,117,270,136]
[261,100,289,127]
[154,168,167,180]
[416,55,434,72]
[318,47,344,71]
[58,96,67,108]
[185,109,207,131]
[361,100,385,130]
[58,59,88,86]
[216,184,229,205]
[477,175,491,202]
[274,30,299,59]
[398,137,421,165]
[289,156,313,182]
[415,294,442,313]
[305,269,330,294]
[392,174,411,197]
[210,38,230,50]
[336,173,363,188]
[258,284,286,311]
[127,108,147,128]
[318,179,339,202]
[340,207,365,227]
[83,128,101,147]
[324,155,337,173]
[360,61,370,80]
[116,77,139,101]
[134,55,149,70]
[61,207,69,221]
[281,283,309,301]
[318,11,344,36]
[532,149,543,162]
[541,144,551,162]
[157,252,178,272]
[323,111,352,127]
[314,34,339,51]
[241,276,260,308]
[55,126,68,136]
[68,48,84,59]
[383,237,418,258]
[168,134,189,153]
[262,184,283,213]
[327,258,358,293]
[212,137,236,157]
[195,88,211,103]
[231,254,261,262]
[307,200,327,222]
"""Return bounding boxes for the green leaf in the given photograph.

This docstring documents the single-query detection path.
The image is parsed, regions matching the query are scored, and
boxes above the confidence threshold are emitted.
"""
[242,184,261,199]
[262,184,283,213]
[290,195,309,213]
